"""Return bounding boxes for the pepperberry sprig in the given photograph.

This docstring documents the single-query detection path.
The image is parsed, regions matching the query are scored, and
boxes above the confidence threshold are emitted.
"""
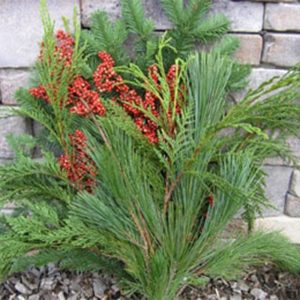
[113,36,187,141]
[30,31,186,191]
[29,27,104,192]
[59,130,96,192]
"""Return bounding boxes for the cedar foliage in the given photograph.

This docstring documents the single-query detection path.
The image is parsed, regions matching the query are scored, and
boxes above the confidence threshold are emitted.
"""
[0,1,300,299]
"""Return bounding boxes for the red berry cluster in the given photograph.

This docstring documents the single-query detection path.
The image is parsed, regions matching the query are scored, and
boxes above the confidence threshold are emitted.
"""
[55,30,75,66]
[166,64,183,115]
[94,52,184,144]
[39,30,75,66]
[94,51,159,143]
[29,85,49,102]
[59,130,96,192]
[30,76,106,118]
[68,76,106,117]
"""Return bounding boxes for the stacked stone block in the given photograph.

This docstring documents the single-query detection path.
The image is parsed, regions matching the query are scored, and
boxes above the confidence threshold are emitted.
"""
[0,0,300,231]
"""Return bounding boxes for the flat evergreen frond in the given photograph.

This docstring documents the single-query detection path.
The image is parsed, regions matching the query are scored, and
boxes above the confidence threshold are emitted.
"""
[194,14,230,43]
[15,89,61,143]
[0,237,32,279]
[0,153,74,204]
[0,210,117,278]
[202,231,300,280]
[10,249,125,276]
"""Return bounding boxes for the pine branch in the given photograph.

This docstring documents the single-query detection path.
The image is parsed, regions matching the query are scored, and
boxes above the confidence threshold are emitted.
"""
[160,0,185,27]
[82,11,129,65]
[121,0,154,40]
[202,231,300,279]
[193,14,230,43]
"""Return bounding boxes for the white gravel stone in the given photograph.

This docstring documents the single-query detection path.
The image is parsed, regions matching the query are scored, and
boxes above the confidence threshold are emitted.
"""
[15,282,31,295]
[93,278,106,298]
[57,292,66,300]
[28,295,40,300]
[250,288,268,300]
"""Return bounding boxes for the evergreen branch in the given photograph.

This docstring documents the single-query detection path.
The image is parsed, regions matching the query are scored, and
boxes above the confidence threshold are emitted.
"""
[0,153,74,204]
[193,14,230,42]
[121,0,154,39]
[160,0,185,27]
[201,231,300,279]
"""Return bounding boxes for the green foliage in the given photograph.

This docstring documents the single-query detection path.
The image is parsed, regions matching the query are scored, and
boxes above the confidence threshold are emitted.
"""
[1,1,300,299]
[81,0,249,86]
[81,11,129,71]
[204,231,300,279]
[0,150,74,205]
[121,0,154,39]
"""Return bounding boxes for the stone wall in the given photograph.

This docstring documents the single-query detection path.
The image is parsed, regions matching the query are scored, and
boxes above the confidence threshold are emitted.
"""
[0,0,300,237]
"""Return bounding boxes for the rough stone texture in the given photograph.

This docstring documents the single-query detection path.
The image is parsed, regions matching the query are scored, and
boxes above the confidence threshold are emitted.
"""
[231,68,286,103]
[265,3,300,32]
[0,0,80,68]
[0,158,11,165]
[211,1,264,32]
[233,34,263,66]
[82,0,264,32]
[81,0,171,29]
[255,215,300,244]
[287,137,300,161]
[253,0,296,2]
[0,107,31,158]
[285,193,300,217]
[262,34,300,67]
[263,166,293,216]
[0,70,30,105]
[289,169,300,197]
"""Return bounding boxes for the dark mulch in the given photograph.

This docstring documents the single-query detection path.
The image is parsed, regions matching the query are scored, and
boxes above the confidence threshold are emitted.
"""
[181,264,300,300]
[0,264,300,299]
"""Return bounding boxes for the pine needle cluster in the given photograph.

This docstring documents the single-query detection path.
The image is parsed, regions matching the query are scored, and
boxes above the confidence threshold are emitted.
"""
[0,1,300,299]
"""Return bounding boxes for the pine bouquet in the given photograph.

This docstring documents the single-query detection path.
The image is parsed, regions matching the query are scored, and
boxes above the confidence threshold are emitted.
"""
[1,1,300,299]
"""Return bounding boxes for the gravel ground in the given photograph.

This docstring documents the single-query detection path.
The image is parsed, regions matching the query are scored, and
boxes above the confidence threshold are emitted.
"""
[0,264,299,300]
